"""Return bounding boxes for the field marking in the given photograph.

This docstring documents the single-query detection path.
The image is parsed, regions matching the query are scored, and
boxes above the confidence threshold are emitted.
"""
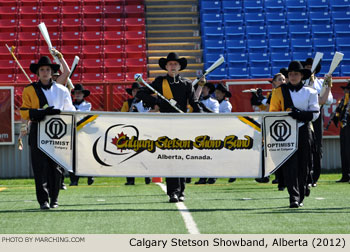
[0,187,7,192]
[156,182,200,234]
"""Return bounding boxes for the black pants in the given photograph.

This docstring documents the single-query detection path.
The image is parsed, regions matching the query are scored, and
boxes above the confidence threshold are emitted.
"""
[69,172,93,184]
[340,124,350,180]
[282,124,312,204]
[166,178,185,197]
[311,112,323,184]
[29,123,61,205]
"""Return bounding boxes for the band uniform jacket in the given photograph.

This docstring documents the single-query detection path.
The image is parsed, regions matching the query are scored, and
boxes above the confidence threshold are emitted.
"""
[73,100,91,112]
[269,84,320,126]
[200,95,219,113]
[20,81,75,120]
[218,99,232,113]
[121,98,149,112]
[136,74,201,113]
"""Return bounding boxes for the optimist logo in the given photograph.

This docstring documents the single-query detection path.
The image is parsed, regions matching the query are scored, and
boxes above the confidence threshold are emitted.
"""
[270,120,291,142]
[45,118,67,139]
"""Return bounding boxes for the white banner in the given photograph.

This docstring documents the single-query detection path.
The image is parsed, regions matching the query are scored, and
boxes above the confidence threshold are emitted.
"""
[38,112,296,178]
[75,112,263,178]
[263,116,298,175]
[38,114,74,172]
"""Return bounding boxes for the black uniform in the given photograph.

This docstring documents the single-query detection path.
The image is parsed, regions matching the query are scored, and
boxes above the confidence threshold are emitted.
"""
[136,74,201,199]
[337,94,350,182]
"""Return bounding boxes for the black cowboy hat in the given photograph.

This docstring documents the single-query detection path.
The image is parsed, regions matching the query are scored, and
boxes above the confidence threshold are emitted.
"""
[215,83,232,98]
[194,82,215,94]
[302,57,322,75]
[30,56,60,74]
[279,67,288,79]
[158,52,187,71]
[287,61,311,80]
[71,84,90,97]
[341,81,350,89]
[126,82,141,95]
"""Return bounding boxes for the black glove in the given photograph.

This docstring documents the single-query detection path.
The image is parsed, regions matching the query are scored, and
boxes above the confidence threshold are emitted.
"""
[288,107,313,122]
[45,106,61,115]
[29,106,61,121]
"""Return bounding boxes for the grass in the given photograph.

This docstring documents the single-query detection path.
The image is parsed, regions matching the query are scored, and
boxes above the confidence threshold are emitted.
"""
[0,174,349,234]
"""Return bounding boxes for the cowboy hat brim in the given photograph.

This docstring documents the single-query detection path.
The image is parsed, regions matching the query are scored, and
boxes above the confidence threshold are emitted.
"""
[159,57,187,71]
[126,88,133,95]
[71,89,90,97]
[30,63,60,74]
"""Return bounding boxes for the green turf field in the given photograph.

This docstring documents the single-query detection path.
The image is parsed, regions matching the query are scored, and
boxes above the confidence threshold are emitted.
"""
[0,174,349,234]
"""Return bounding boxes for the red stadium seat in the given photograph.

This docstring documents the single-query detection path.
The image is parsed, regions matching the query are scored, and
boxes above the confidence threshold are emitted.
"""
[62,18,82,32]
[19,19,40,32]
[17,46,38,59]
[82,45,103,58]
[82,58,103,72]
[83,18,103,31]
[0,19,17,32]
[125,30,145,39]
[125,44,146,52]
[41,6,60,19]
[104,66,124,74]
[40,19,60,31]
[15,59,36,74]
[19,6,39,19]
[17,72,37,83]
[70,71,82,82]
[124,5,145,18]
[82,31,102,46]
[61,45,81,59]
[104,31,124,41]
[0,6,18,19]
[0,59,16,69]
[61,31,81,46]
[0,32,17,46]
[104,72,125,82]
[104,18,124,31]
[82,72,103,82]
[104,52,124,59]
[125,18,145,31]
[83,5,103,18]
[105,58,124,66]
[103,5,124,18]
[126,58,146,66]
[104,45,124,53]
[62,6,81,19]
[0,73,16,83]
[18,32,39,46]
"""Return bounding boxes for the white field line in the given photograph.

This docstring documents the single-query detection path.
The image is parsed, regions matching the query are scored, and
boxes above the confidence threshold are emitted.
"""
[156,182,200,234]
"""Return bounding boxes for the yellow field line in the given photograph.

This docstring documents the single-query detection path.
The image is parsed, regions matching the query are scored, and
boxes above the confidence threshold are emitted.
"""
[0,187,7,192]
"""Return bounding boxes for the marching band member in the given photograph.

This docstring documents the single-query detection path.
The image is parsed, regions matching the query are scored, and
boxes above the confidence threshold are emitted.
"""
[136,52,202,203]
[121,82,151,185]
[215,83,232,113]
[303,58,333,187]
[194,82,219,185]
[20,52,75,210]
[330,81,350,182]
[213,83,236,183]
[270,61,320,208]
[69,84,95,186]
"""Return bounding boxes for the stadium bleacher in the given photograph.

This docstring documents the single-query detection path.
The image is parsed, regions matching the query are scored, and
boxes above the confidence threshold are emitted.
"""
[200,0,349,79]
[0,0,146,83]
